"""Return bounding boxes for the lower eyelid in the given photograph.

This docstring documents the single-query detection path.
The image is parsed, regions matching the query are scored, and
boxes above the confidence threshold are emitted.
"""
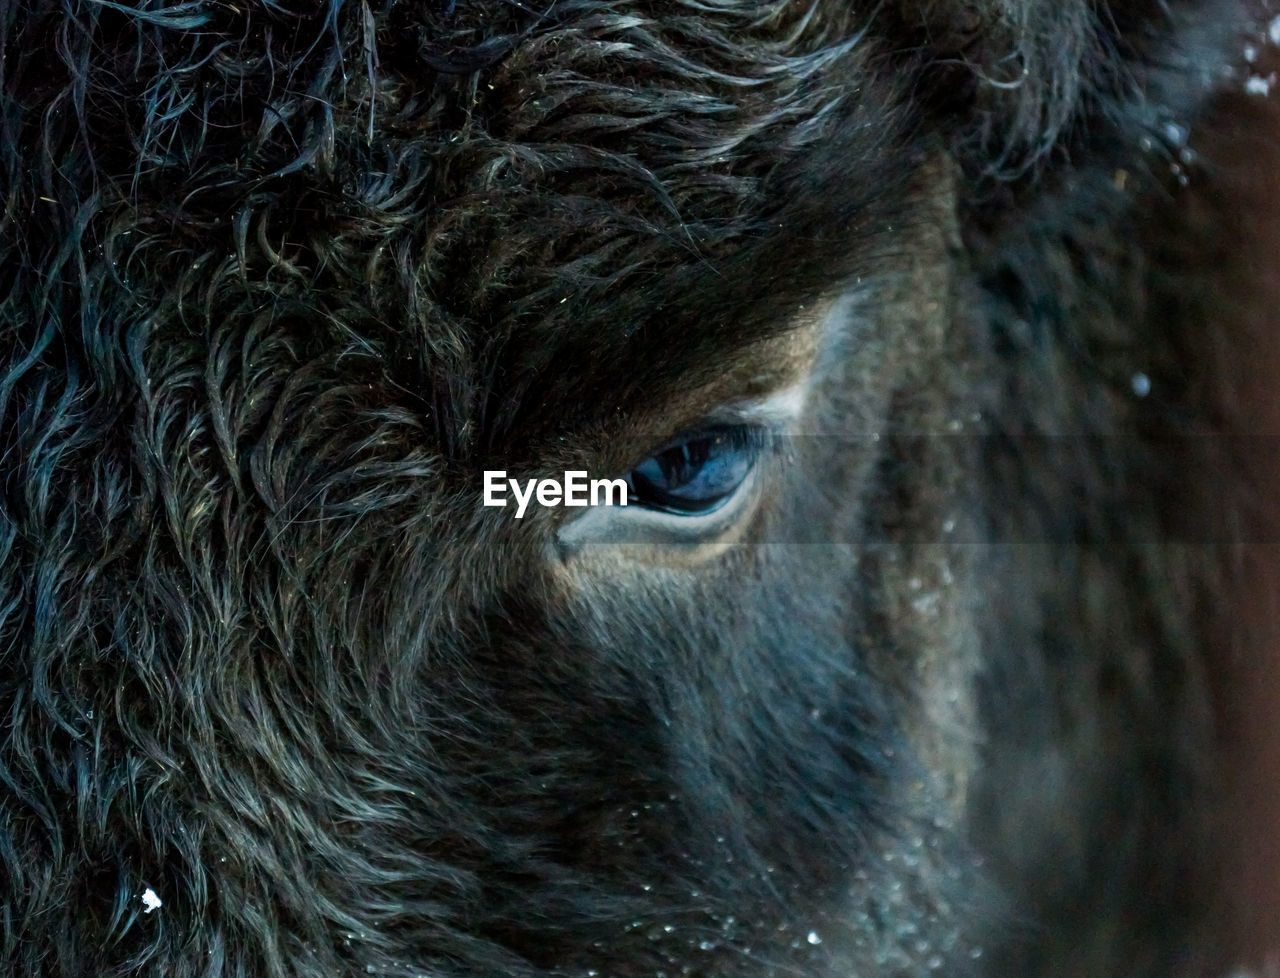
[555,461,763,557]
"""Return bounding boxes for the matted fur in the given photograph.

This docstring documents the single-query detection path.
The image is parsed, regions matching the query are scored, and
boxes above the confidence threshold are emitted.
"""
[0,0,1273,975]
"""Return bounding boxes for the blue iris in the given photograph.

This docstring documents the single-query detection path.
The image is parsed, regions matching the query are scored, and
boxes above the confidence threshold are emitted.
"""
[628,427,759,514]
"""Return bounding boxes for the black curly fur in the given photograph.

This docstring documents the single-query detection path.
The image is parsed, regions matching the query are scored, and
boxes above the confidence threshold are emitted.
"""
[0,0,1273,975]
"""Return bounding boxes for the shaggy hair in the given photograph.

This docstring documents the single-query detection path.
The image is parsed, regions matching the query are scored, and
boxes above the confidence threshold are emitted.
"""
[0,0,1272,975]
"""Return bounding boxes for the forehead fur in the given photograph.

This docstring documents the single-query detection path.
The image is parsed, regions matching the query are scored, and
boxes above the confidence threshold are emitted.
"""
[7,0,1172,486]
[3,0,1110,466]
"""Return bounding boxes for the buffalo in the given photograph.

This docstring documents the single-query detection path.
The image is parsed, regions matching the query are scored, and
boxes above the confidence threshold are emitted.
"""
[2,0,1279,975]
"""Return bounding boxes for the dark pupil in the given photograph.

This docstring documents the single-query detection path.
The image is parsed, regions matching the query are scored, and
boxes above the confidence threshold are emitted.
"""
[628,431,753,514]
[655,440,709,486]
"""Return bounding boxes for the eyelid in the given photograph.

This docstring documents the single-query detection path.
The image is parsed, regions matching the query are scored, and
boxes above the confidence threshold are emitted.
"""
[629,384,806,464]
[629,424,770,472]
[704,385,809,430]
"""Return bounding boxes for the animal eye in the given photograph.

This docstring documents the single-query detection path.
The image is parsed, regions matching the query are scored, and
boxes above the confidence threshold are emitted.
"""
[628,427,760,514]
